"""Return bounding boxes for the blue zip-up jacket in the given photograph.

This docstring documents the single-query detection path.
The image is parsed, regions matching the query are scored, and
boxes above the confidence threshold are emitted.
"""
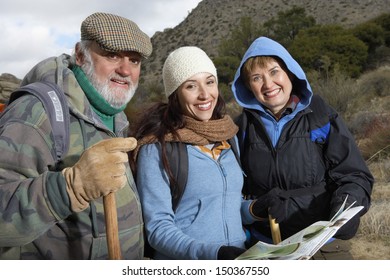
[231,37,374,240]
[136,142,246,259]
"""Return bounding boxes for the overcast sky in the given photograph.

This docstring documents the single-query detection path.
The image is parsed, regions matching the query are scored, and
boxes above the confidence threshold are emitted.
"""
[0,0,202,79]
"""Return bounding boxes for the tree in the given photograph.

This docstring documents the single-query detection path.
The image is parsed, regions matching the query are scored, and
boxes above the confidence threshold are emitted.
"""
[215,17,264,85]
[290,25,368,77]
[352,22,385,53]
[218,17,263,59]
[213,55,241,85]
[370,13,390,46]
[263,6,315,47]
[359,13,390,70]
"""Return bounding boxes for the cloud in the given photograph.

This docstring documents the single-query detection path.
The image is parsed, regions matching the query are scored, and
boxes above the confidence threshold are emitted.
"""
[0,0,201,78]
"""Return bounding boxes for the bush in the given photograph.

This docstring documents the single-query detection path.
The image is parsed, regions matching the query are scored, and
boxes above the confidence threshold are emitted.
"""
[347,111,378,138]
[355,114,390,161]
[308,68,358,117]
[357,67,390,97]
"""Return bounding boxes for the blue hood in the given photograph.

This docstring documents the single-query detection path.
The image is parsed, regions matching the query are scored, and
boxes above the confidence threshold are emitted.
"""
[232,37,313,112]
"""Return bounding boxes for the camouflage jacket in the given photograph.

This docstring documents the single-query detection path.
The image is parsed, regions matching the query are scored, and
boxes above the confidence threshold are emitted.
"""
[0,54,144,259]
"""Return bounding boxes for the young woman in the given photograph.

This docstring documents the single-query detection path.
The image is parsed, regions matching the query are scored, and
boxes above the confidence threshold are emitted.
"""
[131,46,247,260]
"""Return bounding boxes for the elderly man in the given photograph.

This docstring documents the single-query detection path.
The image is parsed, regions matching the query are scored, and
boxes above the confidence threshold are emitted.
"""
[0,12,152,259]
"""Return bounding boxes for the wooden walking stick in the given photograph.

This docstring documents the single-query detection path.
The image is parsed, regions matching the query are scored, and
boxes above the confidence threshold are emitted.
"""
[104,192,122,260]
[269,215,282,244]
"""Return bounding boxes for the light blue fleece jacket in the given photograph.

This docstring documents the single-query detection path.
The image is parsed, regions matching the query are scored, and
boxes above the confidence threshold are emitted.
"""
[136,141,247,260]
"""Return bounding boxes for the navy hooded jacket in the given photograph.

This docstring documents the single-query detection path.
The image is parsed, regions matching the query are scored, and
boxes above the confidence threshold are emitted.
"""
[231,37,374,240]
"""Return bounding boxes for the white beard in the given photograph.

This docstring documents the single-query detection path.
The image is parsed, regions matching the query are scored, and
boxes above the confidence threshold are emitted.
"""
[81,57,138,109]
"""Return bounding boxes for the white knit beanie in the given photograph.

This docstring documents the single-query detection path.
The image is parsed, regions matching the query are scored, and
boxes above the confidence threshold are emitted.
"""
[162,46,218,97]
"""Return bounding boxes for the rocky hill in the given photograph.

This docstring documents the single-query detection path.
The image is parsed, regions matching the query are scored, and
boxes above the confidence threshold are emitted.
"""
[141,0,390,83]
[1,0,390,96]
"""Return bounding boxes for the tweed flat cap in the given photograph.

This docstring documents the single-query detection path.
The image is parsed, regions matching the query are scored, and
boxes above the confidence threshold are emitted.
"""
[163,46,217,97]
[81,12,152,58]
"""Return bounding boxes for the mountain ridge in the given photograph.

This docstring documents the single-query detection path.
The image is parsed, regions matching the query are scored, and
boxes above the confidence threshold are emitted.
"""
[2,0,390,96]
[141,0,390,83]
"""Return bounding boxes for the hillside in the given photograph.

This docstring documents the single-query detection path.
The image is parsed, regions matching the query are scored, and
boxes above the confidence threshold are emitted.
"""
[2,0,390,94]
[141,0,390,83]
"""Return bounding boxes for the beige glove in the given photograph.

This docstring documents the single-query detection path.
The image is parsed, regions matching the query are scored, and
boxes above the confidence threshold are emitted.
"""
[62,137,137,212]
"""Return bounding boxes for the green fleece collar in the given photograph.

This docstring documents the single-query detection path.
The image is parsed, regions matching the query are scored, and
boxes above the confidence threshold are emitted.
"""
[72,65,125,116]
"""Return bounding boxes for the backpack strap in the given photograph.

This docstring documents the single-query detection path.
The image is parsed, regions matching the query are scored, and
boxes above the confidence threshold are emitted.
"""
[9,81,70,162]
[227,137,241,168]
[166,142,188,212]
[234,111,248,156]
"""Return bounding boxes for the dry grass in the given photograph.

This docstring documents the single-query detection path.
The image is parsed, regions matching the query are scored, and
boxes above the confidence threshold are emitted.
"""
[350,161,390,259]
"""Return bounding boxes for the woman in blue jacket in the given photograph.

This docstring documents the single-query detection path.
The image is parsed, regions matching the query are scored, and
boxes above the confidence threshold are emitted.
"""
[131,46,247,259]
[231,37,374,259]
